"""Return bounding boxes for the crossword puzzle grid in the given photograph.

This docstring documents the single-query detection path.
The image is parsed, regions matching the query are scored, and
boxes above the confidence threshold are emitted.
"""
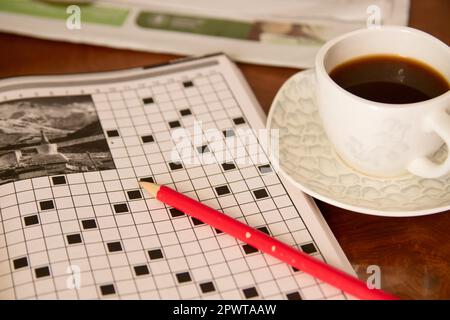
[0,64,346,300]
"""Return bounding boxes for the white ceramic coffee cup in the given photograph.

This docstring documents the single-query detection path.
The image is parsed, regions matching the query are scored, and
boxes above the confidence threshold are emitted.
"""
[315,26,450,178]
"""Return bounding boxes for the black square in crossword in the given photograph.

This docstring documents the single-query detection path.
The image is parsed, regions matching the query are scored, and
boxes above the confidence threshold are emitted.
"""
[13,257,28,270]
[258,164,273,174]
[197,145,210,154]
[169,162,183,170]
[140,176,154,183]
[300,243,317,254]
[183,80,194,88]
[286,292,302,300]
[199,282,215,293]
[134,265,150,276]
[292,266,299,273]
[39,200,54,211]
[191,217,204,226]
[169,120,181,128]
[107,241,123,252]
[180,108,192,116]
[66,234,83,245]
[233,117,246,125]
[215,228,223,234]
[51,175,67,185]
[253,188,269,199]
[221,162,236,171]
[100,284,116,296]
[127,190,142,200]
[242,244,258,254]
[148,249,164,260]
[223,129,235,137]
[169,208,184,218]
[35,266,50,278]
[106,130,120,138]
[141,135,154,143]
[82,219,97,230]
[243,287,259,299]
[24,215,39,226]
[113,203,129,214]
[257,226,270,235]
[142,97,154,104]
[215,185,230,196]
[176,272,192,283]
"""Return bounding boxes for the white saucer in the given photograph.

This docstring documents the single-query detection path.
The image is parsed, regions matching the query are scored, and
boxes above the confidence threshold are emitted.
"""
[266,69,450,217]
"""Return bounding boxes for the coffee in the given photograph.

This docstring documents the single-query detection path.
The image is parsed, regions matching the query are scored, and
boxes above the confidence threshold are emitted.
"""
[329,54,449,104]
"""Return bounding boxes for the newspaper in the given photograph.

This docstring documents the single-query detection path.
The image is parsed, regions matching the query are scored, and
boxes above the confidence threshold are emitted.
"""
[0,0,410,67]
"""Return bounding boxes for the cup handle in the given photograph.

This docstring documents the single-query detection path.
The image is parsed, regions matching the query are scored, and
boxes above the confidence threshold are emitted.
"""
[407,108,450,178]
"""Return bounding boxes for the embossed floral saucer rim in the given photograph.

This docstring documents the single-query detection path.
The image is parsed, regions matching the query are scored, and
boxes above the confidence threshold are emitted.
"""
[266,69,450,217]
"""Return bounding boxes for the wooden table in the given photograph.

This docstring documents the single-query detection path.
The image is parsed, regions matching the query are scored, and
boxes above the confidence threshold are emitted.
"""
[0,0,449,300]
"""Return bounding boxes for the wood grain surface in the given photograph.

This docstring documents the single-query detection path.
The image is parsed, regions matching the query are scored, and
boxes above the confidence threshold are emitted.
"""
[0,0,448,299]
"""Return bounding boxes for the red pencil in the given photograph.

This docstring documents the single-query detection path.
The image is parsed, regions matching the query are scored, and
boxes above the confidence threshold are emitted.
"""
[139,181,398,300]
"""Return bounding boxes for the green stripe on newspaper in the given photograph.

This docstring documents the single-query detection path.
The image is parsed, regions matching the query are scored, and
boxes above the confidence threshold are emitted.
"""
[0,0,129,26]
[136,11,253,40]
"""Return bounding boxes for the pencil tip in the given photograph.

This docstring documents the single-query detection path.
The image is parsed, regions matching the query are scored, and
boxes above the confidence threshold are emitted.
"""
[139,181,160,197]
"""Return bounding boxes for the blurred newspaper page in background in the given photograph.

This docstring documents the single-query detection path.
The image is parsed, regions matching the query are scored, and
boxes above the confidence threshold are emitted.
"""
[0,0,410,67]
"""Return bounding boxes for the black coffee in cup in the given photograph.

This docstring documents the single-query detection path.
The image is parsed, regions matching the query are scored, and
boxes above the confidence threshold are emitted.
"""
[329,54,449,104]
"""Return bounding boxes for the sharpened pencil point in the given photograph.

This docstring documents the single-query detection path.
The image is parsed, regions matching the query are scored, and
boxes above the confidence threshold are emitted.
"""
[139,181,160,197]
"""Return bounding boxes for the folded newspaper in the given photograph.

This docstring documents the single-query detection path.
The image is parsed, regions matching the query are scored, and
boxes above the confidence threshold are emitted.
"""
[0,0,410,67]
